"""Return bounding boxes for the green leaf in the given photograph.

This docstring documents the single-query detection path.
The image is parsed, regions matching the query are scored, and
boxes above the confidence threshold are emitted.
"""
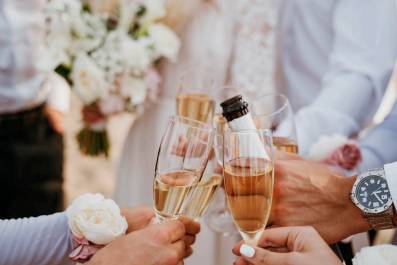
[55,64,73,85]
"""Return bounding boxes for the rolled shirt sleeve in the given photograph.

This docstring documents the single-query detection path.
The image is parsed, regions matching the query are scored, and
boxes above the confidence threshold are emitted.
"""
[0,212,74,265]
[358,101,397,172]
[296,0,397,155]
[45,73,71,114]
[384,162,397,210]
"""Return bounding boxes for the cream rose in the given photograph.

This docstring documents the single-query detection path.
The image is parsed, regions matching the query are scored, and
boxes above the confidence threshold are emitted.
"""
[120,75,147,105]
[72,53,109,104]
[66,193,128,245]
[148,24,180,61]
[353,245,397,265]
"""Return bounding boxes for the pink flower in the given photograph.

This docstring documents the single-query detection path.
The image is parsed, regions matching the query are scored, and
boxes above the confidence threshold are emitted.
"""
[99,94,125,115]
[323,143,362,170]
[69,235,104,263]
[145,67,162,102]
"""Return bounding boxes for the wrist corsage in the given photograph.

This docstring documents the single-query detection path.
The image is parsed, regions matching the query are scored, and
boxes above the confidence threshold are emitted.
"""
[67,193,128,263]
[308,134,362,171]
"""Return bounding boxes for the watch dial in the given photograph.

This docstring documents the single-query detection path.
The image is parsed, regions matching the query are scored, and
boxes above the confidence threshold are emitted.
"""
[357,175,391,209]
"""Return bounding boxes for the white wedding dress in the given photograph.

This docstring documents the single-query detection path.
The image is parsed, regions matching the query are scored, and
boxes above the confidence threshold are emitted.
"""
[114,0,278,264]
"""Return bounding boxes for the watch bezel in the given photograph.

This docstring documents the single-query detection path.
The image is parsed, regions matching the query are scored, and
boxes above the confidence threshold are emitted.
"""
[351,169,393,214]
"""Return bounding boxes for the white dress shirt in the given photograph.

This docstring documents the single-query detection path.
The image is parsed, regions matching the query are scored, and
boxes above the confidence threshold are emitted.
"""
[0,0,70,114]
[358,101,397,171]
[0,213,74,265]
[384,162,397,210]
[277,0,397,155]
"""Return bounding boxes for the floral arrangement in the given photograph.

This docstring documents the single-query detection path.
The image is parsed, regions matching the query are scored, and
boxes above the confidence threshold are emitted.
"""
[308,134,362,172]
[67,193,128,262]
[352,245,397,265]
[41,0,180,156]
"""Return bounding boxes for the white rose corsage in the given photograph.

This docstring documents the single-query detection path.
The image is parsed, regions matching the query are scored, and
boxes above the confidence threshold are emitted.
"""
[67,193,128,263]
[307,134,362,171]
[352,245,397,265]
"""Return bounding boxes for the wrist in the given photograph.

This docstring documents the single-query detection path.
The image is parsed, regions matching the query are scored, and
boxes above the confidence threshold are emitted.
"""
[340,176,371,236]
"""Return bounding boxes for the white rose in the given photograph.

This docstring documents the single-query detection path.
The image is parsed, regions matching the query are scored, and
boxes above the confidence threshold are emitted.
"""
[118,0,140,31]
[142,0,166,24]
[353,245,397,265]
[307,134,349,161]
[120,75,147,105]
[66,193,128,245]
[72,53,109,104]
[46,0,82,17]
[148,24,180,61]
[121,38,151,72]
[70,13,107,53]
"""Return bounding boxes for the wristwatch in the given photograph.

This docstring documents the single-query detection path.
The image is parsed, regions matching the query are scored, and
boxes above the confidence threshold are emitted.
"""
[350,168,396,230]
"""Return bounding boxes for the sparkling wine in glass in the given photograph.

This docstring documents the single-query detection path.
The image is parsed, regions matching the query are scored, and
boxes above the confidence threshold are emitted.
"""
[182,157,222,219]
[153,116,214,221]
[176,70,215,123]
[250,93,298,154]
[223,129,274,243]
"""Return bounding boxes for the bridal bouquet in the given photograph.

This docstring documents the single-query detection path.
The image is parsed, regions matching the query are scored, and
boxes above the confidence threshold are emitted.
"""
[41,0,180,157]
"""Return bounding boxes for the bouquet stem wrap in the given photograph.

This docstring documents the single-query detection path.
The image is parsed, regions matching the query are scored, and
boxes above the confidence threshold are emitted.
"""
[76,121,110,157]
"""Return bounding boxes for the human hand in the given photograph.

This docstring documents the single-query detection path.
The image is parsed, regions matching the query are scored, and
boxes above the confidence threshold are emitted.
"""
[269,157,370,243]
[121,207,155,233]
[45,106,64,134]
[232,226,342,265]
[171,134,210,158]
[88,219,199,265]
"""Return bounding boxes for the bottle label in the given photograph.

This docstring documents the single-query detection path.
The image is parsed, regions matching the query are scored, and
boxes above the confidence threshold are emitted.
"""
[228,113,270,160]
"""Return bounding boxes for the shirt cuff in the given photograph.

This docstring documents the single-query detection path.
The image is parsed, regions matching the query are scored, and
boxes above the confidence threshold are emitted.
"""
[45,73,71,113]
[384,162,397,209]
[358,146,384,172]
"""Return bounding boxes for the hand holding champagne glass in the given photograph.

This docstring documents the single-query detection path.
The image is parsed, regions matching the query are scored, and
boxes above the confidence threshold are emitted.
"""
[153,116,214,222]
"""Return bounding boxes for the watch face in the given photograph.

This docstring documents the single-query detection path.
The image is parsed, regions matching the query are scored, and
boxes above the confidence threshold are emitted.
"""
[356,175,391,210]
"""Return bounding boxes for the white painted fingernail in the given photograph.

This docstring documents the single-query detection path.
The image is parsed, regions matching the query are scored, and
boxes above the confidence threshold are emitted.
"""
[240,244,256,258]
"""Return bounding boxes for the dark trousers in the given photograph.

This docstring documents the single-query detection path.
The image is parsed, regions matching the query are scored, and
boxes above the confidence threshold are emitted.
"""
[0,105,64,219]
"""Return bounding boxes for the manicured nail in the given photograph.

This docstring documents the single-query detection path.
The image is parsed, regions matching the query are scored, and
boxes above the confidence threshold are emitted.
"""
[240,244,255,258]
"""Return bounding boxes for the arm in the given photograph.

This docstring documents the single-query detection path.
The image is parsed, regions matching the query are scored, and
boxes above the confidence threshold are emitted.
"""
[45,73,71,133]
[296,0,397,155]
[358,101,397,171]
[0,212,74,265]
[45,73,71,114]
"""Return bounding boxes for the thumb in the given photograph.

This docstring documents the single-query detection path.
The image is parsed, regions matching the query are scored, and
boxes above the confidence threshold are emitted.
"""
[239,244,291,265]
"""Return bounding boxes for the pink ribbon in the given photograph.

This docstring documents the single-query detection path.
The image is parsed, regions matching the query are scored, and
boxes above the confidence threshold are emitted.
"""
[322,142,362,171]
[69,235,104,263]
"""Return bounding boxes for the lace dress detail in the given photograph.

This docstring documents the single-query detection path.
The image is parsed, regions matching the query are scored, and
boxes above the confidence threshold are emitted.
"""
[228,0,278,98]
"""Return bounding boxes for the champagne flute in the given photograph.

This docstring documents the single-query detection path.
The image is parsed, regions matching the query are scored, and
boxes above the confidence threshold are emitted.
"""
[205,87,249,236]
[176,70,215,123]
[182,155,223,219]
[250,93,299,154]
[153,115,214,222]
[223,129,274,243]
[204,114,240,236]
